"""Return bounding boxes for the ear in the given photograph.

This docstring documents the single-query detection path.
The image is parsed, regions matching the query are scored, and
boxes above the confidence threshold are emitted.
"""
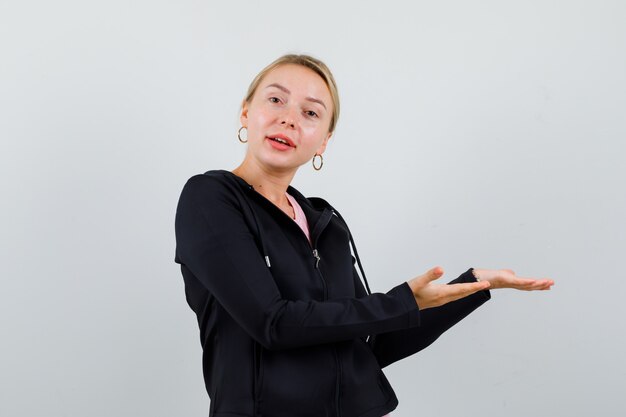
[240,100,249,127]
[315,132,332,155]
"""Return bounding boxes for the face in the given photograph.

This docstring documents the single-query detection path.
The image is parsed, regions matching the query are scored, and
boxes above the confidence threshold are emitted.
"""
[240,64,333,173]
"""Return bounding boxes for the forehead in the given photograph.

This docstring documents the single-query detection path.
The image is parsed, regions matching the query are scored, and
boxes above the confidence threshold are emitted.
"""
[260,64,332,102]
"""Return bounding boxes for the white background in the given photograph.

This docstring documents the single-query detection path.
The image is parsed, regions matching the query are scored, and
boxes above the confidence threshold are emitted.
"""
[1,1,625,416]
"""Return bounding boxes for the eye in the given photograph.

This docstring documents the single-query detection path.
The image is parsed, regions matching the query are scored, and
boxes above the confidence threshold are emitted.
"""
[269,97,281,104]
[305,110,318,118]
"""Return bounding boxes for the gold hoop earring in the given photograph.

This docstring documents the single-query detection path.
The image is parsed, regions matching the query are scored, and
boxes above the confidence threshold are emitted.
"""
[238,126,248,143]
[312,154,324,171]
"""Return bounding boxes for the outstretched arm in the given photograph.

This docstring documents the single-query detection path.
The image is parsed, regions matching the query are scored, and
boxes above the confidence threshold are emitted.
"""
[365,266,553,367]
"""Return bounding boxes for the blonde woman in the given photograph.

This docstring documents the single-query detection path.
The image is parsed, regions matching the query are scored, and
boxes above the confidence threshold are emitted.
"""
[174,54,553,417]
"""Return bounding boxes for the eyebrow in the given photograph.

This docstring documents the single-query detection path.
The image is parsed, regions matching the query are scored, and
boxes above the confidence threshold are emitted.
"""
[265,83,327,110]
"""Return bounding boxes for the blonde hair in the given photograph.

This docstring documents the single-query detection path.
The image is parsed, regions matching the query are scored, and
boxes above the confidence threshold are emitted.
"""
[244,54,340,133]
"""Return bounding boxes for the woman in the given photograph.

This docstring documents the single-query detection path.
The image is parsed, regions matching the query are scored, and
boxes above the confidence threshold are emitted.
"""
[174,54,554,417]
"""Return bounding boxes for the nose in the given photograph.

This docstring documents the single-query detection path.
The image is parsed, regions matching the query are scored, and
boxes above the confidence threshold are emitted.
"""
[280,107,296,128]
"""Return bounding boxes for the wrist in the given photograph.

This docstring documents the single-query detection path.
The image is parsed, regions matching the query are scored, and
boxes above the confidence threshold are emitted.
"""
[471,268,482,282]
[472,268,496,288]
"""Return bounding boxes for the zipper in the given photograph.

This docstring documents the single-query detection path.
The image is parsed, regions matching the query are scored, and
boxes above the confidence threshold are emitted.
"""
[312,249,321,268]
[312,248,328,311]
[240,181,341,414]
[334,349,342,417]
[312,243,341,416]
[252,341,262,416]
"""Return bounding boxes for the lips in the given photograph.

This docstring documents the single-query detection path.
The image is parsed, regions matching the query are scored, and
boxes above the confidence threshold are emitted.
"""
[267,134,295,148]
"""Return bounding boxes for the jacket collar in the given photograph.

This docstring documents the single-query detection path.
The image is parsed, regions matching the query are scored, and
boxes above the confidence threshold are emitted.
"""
[214,169,332,236]
[216,169,330,207]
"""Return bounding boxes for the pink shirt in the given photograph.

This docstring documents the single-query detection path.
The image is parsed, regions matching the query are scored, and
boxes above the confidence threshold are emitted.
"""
[285,193,390,417]
[286,192,311,244]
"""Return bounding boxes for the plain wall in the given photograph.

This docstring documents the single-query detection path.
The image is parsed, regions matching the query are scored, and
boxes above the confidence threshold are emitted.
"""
[1,1,624,416]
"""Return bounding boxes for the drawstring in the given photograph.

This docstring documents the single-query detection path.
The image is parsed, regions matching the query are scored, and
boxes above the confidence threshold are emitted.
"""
[243,191,272,268]
[329,205,374,344]
[222,173,272,268]
[327,207,372,296]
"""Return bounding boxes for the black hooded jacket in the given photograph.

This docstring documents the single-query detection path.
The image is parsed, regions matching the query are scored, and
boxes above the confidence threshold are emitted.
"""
[174,170,490,417]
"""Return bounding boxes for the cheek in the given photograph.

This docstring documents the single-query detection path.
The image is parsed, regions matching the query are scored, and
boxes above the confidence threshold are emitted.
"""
[301,127,329,149]
[248,108,275,131]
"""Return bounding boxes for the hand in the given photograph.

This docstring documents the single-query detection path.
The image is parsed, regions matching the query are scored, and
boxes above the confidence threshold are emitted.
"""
[407,266,491,310]
[472,268,554,290]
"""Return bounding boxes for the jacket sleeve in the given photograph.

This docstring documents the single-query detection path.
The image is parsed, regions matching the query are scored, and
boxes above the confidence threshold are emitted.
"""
[353,267,491,368]
[174,175,421,351]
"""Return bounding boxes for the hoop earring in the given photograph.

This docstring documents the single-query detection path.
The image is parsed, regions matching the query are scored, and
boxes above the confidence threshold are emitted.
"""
[238,126,248,143]
[312,153,324,171]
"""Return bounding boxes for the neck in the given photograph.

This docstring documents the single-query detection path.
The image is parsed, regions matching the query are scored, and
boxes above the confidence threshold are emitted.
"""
[231,159,297,206]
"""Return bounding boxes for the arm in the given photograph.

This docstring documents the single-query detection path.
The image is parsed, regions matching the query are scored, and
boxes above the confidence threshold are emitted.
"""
[360,267,554,368]
[175,175,422,351]
[358,268,491,368]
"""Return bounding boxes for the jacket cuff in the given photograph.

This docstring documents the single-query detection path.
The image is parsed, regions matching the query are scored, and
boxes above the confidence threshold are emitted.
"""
[465,268,492,301]
[388,282,421,328]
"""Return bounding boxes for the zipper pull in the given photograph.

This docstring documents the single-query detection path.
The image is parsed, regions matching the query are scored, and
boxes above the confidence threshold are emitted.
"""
[312,249,321,268]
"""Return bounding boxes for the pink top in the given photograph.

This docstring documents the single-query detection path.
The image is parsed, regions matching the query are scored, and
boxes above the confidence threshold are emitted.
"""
[286,193,311,244]
[285,193,390,417]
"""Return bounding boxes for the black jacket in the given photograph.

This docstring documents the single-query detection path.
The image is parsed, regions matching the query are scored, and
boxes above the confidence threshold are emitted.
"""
[174,170,490,417]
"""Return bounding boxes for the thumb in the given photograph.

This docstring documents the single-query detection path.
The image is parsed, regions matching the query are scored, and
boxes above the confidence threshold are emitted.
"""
[421,266,444,283]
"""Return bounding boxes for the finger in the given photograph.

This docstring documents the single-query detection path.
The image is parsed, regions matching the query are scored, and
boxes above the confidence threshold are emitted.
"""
[420,266,445,284]
[512,278,540,289]
[536,279,555,290]
[516,275,553,282]
[511,276,551,287]
[441,281,491,302]
[518,279,554,291]
[524,282,549,291]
